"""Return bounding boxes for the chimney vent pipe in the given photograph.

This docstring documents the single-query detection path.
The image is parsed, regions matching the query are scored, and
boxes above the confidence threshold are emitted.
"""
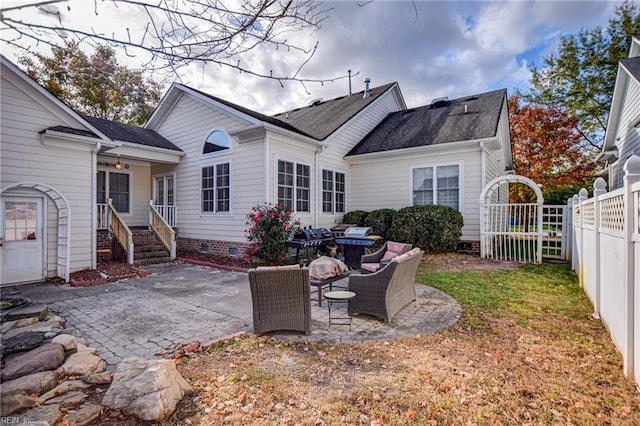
[363,78,371,99]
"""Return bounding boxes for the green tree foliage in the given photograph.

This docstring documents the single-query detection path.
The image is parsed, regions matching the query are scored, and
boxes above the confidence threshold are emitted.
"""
[527,0,640,149]
[364,209,395,240]
[19,41,163,125]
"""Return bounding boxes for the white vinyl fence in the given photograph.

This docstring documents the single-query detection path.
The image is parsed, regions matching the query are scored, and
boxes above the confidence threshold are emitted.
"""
[569,155,640,383]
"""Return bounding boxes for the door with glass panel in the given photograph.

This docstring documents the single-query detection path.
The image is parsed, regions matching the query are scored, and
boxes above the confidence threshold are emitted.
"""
[1,198,44,284]
[154,175,176,226]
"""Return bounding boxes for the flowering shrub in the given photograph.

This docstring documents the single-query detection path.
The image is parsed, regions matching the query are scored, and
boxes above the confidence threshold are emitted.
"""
[245,203,301,265]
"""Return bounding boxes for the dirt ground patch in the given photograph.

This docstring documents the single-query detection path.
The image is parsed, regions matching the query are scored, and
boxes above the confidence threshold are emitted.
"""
[422,252,521,272]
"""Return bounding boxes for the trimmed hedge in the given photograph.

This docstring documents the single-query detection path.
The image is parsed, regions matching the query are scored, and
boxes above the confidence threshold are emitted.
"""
[342,210,369,226]
[390,205,463,252]
[364,208,395,240]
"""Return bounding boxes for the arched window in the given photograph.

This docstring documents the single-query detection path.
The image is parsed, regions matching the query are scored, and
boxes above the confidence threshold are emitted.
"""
[203,130,231,154]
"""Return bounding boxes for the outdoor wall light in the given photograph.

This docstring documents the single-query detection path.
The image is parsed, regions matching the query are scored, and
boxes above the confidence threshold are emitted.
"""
[97,160,129,170]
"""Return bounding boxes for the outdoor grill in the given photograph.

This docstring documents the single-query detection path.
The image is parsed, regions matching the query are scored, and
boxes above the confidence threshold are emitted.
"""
[333,226,379,269]
[286,227,334,265]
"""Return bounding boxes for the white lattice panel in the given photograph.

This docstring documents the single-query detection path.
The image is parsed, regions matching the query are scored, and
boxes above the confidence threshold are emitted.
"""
[600,195,625,232]
[582,202,595,226]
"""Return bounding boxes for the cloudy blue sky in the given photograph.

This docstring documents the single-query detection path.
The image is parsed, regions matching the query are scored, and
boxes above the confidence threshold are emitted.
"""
[1,1,625,115]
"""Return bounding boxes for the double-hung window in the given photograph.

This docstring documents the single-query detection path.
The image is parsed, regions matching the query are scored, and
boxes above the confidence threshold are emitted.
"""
[202,163,230,213]
[412,164,460,210]
[97,171,130,213]
[322,169,346,214]
[278,160,310,212]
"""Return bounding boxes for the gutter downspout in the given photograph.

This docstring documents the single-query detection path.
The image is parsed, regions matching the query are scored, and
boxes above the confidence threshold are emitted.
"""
[314,146,325,228]
[480,141,487,191]
[264,134,270,203]
[92,141,102,270]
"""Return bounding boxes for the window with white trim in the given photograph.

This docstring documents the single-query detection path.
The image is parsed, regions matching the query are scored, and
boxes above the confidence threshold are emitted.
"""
[277,160,310,212]
[413,164,460,210]
[322,169,346,213]
[202,163,230,212]
[97,171,130,213]
[203,130,231,154]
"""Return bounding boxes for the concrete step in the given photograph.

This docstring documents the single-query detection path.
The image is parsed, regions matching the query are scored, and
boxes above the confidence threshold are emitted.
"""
[134,257,172,266]
[134,250,170,260]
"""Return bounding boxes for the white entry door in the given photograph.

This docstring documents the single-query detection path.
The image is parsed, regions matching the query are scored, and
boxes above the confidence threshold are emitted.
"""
[1,198,44,284]
[154,175,176,226]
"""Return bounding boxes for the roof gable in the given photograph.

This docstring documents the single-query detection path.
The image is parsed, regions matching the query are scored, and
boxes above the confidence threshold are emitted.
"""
[272,83,398,140]
[347,89,507,156]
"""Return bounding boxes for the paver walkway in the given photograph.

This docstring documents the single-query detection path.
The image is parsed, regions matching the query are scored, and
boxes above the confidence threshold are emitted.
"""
[16,263,461,368]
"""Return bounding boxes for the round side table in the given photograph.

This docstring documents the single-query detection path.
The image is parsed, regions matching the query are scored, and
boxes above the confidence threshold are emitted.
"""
[324,290,356,330]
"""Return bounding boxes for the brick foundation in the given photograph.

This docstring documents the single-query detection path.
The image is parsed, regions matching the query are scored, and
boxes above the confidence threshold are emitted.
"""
[97,229,112,262]
[177,237,250,259]
[459,240,481,254]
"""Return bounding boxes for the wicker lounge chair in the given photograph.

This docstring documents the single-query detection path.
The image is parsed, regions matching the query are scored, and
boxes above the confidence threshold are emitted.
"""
[360,241,412,273]
[348,248,423,322]
[249,265,311,335]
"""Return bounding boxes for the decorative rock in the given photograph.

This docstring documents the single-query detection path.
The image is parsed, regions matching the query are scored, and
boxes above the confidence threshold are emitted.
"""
[76,343,97,354]
[3,319,65,340]
[102,356,194,421]
[52,334,78,352]
[0,296,29,312]
[0,393,36,416]
[1,343,65,382]
[64,403,102,426]
[59,352,105,377]
[45,390,86,408]
[3,302,48,322]
[16,317,40,328]
[22,404,62,426]
[0,331,44,358]
[38,380,90,404]
[82,371,113,385]
[0,370,57,398]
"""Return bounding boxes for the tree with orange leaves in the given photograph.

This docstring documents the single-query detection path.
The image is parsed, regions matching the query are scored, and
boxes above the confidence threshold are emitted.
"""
[508,94,596,204]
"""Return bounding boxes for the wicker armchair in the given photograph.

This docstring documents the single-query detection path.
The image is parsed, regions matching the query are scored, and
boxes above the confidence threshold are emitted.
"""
[360,241,412,273]
[348,248,423,322]
[249,265,311,335]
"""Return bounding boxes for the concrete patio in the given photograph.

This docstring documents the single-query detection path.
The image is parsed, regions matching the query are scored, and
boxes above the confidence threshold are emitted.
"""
[15,263,461,368]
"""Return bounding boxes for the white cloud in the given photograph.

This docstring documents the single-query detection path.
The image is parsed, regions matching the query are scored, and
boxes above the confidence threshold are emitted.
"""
[1,0,624,115]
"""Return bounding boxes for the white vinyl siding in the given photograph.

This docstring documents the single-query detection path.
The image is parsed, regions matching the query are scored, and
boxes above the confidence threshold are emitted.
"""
[1,70,95,274]
[349,146,482,242]
[152,93,261,242]
[610,76,640,189]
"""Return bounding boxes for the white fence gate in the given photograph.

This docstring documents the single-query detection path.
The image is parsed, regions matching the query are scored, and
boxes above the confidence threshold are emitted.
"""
[480,175,544,263]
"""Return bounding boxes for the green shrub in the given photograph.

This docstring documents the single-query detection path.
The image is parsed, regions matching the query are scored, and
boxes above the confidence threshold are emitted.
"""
[364,208,395,240]
[342,210,369,226]
[390,205,463,252]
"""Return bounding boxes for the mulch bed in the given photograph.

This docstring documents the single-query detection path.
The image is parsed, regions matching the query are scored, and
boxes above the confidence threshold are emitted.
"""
[177,251,251,273]
[69,262,151,287]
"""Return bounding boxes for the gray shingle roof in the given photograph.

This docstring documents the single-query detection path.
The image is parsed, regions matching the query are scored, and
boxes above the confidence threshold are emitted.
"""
[178,84,314,139]
[44,126,100,138]
[273,83,397,140]
[346,89,507,156]
[621,56,640,82]
[82,115,183,152]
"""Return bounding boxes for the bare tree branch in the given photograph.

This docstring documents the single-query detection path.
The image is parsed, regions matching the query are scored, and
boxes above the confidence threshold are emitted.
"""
[1,0,355,87]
